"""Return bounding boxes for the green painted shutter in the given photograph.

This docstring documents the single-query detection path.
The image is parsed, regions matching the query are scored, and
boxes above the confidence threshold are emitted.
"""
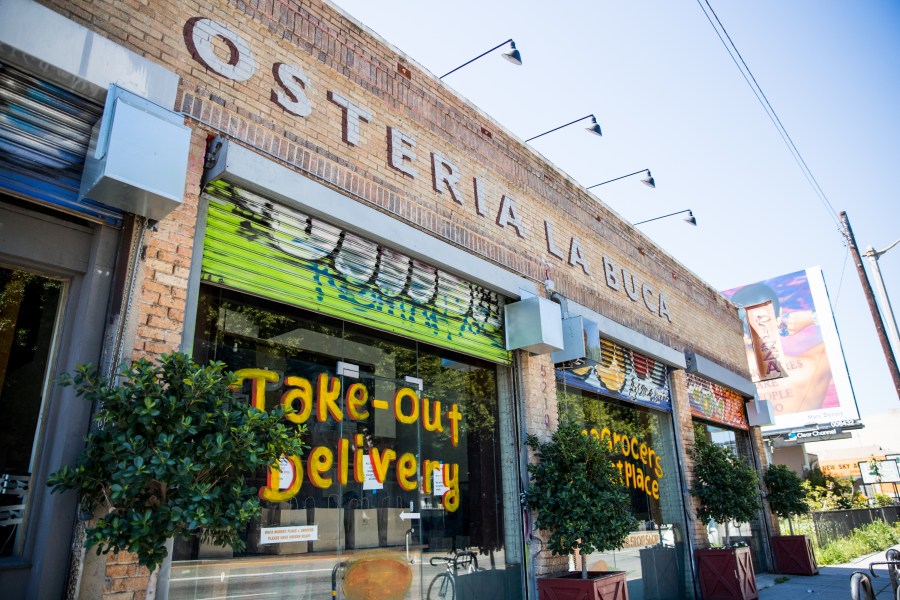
[201,181,510,364]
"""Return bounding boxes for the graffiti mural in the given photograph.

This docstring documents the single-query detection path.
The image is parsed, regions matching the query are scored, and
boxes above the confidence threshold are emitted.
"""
[201,181,509,363]
[686,373,748,430]
[559,335,671,411]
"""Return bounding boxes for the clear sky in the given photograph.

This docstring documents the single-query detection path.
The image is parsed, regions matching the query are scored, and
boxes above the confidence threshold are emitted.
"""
[329,0,900,418]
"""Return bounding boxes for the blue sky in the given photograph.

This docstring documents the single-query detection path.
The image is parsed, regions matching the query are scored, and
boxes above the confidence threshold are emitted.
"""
[330,0,900,418]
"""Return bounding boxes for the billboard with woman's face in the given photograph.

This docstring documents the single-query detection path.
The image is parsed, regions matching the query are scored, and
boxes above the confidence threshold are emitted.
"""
[722,267,858,431]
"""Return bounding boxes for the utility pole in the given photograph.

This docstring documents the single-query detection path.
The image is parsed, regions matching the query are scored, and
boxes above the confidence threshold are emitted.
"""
[841,211,900,400]
[864,240,900,363]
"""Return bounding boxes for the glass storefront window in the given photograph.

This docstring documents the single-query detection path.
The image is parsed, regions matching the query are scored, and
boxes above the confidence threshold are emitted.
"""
[693,421,768,572]
[0,266,64,557]
[176,285,522,599]
[558,383,692,600]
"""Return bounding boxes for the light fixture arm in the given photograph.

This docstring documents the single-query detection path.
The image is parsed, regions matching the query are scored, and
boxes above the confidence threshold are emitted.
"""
[440,39,515,79]
[634,209,693,226]
[865,238,900,259]
[587,169,650,190]
[525,114,598,142]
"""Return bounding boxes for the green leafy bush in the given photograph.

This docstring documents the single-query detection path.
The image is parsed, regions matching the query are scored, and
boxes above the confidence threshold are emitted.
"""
[764,464,809,534]
[47,353,305,571]
[525,422,636,579]
[815,521,900,565]
[690,439,761,546]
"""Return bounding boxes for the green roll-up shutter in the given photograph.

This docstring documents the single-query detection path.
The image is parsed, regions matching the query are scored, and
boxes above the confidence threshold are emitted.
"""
[201,181,510,364]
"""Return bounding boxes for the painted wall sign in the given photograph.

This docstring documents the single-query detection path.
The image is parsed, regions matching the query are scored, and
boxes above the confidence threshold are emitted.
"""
[201,181,508,363]
[584,426,666,500]
[183,17,675,324]
[686,373,749,430]
[558,336,671,411]
[235,369,465,512]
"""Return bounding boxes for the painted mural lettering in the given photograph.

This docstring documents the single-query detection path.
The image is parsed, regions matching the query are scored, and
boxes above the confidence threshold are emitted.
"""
[235,369,463,512]
[584,427,664,500]
[184,18,677,325]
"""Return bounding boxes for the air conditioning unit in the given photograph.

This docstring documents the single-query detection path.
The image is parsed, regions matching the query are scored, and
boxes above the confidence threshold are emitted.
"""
[504,296,564,354]
[79,85,191,221]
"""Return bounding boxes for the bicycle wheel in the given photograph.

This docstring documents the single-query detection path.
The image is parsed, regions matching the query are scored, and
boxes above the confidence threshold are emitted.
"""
[427,572,455,600]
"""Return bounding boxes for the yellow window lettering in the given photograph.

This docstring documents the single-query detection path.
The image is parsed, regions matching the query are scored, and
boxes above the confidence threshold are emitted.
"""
[370,447,397,483]
[258,453,303,502]
[281,376,312,423]
[396,452,417,491]
[394,388,419,425]
[448,404,462,447]
[316,373,342,422]
[441,463,460,512]
[422,459,442,494]
[346,382,370,420]
[233,368,279,410]
[307,446,334,488]
[422,397,443,432]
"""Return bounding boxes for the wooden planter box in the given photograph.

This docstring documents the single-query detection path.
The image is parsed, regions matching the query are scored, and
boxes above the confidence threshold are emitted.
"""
[696,547,758,600]
[538,570,628,600]
[772,535,819,576]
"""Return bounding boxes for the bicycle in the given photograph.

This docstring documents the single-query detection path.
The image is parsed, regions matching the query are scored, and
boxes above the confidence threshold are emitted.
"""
[426,550,479,600]
[851,548,900,600]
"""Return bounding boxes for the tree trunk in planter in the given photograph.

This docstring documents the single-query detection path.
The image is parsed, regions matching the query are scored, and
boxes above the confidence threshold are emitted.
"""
[538,570,629,600]
[696,547,758,600]
[772,535,818,576]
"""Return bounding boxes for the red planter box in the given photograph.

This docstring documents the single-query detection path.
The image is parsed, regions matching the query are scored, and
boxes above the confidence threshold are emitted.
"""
[538,570,629,600]
[696,547,758,600]
[772,535,819,576]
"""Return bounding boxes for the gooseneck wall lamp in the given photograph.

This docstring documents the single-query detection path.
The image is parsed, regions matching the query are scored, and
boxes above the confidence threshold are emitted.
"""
[439,39,522,79]
[587,169,655,190]
[524,114,603,142]
[634,209,697,227]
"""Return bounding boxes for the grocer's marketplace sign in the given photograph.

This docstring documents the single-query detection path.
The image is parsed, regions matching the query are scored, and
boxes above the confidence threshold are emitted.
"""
[184,17,673,324]
[236,369,464,512]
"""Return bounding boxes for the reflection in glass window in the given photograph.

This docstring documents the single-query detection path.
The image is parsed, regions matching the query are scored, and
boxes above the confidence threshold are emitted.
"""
[180,285,522,599]
[0,267,64,557]
[558,382,692,600]
[692,420,768,573]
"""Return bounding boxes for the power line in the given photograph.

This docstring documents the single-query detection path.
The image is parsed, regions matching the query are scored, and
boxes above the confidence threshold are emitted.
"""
[695,0,842,230]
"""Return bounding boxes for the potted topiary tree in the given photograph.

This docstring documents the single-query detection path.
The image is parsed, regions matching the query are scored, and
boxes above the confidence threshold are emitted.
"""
[47,353,305,598]
[525,422,636,600]
[763,464,817,575]
[690,438,762,600]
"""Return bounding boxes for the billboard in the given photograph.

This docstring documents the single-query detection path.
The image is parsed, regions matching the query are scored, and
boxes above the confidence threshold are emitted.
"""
[721,267,858,432]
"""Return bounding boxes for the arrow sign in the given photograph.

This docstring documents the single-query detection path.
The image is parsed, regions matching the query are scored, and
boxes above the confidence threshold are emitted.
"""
[399,511,420,521]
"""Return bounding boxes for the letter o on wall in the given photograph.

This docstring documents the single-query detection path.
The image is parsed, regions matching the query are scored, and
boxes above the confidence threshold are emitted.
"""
[187,18,257,82]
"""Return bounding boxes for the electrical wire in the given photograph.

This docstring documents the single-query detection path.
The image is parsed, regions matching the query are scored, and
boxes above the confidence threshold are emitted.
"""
[695,0,842,230]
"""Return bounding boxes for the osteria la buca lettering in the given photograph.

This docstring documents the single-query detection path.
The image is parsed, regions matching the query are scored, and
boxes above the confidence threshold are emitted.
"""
[182,18,673,323]
[234,369,463,512]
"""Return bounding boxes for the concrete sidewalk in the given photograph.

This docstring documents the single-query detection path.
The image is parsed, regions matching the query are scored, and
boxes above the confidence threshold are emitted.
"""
[757,544,900,600]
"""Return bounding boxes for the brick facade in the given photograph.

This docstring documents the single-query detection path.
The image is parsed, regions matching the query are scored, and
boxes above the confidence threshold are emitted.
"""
[18,1,771,597]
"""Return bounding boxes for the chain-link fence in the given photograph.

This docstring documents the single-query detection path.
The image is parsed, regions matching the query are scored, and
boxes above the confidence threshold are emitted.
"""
[811,507,900,548]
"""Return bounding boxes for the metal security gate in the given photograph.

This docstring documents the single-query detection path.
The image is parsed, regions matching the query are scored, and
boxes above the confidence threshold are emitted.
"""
[200,180,510,364]
[0,62,121,224]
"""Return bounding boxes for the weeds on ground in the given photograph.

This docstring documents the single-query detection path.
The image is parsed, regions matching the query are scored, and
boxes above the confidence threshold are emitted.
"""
[814,521,900,565]
[774,576,790,584]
